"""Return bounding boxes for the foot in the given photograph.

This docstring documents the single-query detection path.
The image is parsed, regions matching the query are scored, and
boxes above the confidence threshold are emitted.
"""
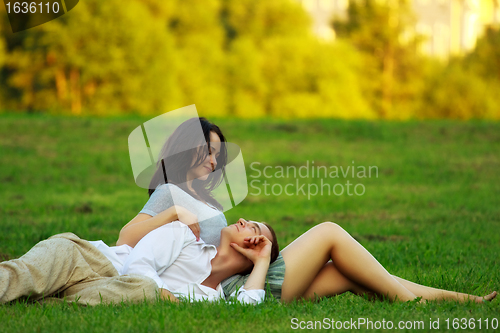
[477,291,497,303]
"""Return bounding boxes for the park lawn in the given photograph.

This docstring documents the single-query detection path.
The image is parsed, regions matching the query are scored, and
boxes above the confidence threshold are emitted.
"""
[0,114,499,332]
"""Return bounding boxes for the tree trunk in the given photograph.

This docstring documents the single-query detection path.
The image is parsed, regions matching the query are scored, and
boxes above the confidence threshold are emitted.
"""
[70,68,81,115]
[55,69,67,104]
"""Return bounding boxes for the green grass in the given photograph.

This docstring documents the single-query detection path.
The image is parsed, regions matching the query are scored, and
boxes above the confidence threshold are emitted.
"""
[0,114,499,332]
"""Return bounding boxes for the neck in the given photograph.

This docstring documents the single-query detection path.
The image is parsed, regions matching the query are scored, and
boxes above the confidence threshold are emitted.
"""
[186,178,194,192]
[185,179,201,201]
[201,247,247,290]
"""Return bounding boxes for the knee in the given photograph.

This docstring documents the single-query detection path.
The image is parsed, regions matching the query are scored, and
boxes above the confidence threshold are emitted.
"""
[45,234,81,249]
[316,222,349,238]
[318,221,343,232]
[36,237,77,253]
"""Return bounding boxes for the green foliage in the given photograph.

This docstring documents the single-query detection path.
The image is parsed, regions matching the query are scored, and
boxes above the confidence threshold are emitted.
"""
[226,37,268,117]
[221,0,310,43]
[465,26,500,81]
[333,0,426,119]
[418,27,500,120]
[223,0,372,118]
[0,0,375,118]
[262,38,373,118]
[167,0,228,116]
[3,0,180,115]
[222,0,312,117]
[419,61,499,120]
[0,1,499,120]
[0,18,7,109]
[332,1,500,121]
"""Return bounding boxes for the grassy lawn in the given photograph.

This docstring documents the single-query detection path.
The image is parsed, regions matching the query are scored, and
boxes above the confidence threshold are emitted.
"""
[0,114,499,332]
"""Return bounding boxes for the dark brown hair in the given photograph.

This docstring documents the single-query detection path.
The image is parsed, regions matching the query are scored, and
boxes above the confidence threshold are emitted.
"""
[147,117,227,210]
[263,222,280,265]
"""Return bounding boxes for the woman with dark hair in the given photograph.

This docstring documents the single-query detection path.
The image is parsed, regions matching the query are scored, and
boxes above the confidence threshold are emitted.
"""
[146,117,228,207]
[118,116,287,300]
[117,117,228,247]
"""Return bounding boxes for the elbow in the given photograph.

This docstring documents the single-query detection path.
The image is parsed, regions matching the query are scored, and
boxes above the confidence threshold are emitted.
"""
[116,233,125,246]
[116,228,132,247]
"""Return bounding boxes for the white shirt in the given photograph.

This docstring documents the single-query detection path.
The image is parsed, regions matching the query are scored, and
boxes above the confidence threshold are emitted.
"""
[89,222,264,304]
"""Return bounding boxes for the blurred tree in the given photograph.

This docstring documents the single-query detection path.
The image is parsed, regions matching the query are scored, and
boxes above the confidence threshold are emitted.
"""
[3,0,180,115]
[465,26,500,81]
[0,12,30,112]
[221,0,310,44]
[262,37,373,118]
[463,26,500,119]
[166,0,228,117]
[333,0,425,119]
[419,26,500,120]
[226,36,268,117]
[223,0,373,118]
[3,0,495,120]
[222,0,311,117]
[0,17,7,110]
[419,61,498,120]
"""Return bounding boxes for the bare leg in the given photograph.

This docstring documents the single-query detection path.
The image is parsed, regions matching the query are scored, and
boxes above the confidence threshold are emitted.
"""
[295,261,497,303]
[393,276,497,303]
[281,222,418,302]
[301,262,378,301]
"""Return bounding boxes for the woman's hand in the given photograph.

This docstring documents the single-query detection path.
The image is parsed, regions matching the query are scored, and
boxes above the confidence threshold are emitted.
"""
[175,206,200,241]
[230,235,272,264]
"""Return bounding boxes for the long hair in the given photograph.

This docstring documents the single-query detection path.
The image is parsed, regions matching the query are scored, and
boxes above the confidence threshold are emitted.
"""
[147,117,227,210]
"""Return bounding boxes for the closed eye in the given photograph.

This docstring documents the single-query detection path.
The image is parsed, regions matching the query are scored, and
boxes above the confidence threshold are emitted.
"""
[251,222,261,235]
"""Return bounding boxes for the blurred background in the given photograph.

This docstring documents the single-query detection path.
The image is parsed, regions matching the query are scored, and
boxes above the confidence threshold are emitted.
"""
[0,0,499,120]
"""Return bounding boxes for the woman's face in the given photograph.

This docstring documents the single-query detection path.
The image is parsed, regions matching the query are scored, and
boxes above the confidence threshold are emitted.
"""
[186,131,221,181]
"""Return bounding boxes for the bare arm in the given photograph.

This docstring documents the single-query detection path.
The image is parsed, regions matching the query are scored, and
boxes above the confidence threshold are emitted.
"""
[231,235,272,291]
[117,205,199,247]
[117,207,179,247]
[242,260,270,291]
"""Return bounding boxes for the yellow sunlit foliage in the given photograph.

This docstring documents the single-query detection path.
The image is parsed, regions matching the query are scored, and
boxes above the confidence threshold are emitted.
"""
[0,0,498,120]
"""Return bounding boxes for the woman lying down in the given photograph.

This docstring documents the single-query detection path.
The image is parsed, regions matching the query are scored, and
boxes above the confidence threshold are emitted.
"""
[0,219,279,305]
